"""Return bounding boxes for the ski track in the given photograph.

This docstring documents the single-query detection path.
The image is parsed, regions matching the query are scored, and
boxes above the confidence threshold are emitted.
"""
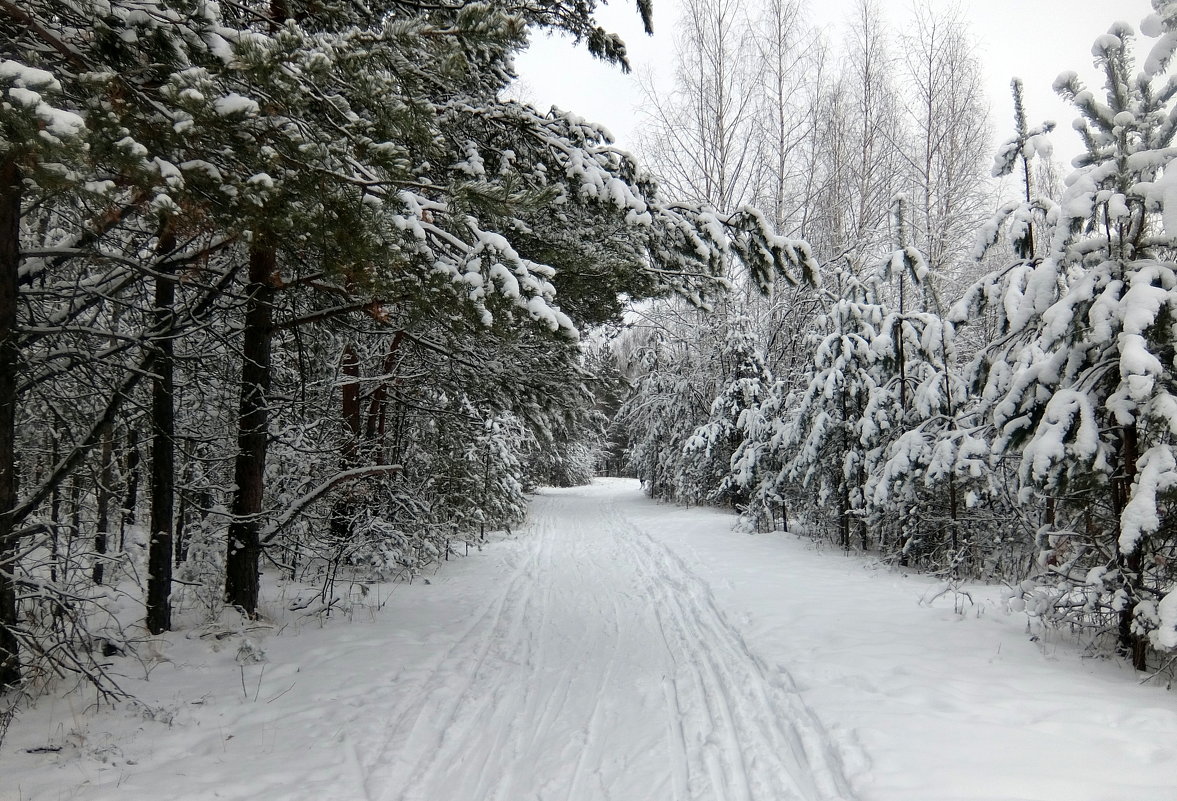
[357,486,855,801]
[610,506,854,801]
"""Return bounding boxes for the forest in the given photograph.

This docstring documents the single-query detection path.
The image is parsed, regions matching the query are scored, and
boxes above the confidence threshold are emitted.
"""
[2,0,1177,738]
[615,0,1177,676]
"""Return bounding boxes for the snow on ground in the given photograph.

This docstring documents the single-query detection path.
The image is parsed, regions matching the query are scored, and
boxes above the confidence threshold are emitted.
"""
[3,478,1176,801]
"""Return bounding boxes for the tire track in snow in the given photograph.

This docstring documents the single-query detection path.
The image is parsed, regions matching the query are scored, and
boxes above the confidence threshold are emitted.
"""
[480,498,578,801]
[606,502,855,801]
[662,672,692,799]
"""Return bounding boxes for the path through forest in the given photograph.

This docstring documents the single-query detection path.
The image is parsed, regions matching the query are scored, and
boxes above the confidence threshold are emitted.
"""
[4,479,1177,801]
[353,482,854,801]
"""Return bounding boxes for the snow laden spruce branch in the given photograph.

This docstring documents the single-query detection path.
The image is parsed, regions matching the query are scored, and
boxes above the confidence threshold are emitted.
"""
[618,2,1177,673]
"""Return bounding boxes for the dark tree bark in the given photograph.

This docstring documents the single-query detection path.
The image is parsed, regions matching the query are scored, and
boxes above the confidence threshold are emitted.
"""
[1113,423,1148,670]
[49,437,59,584]
[838,389,851,553]
[0,157,22,690]
[93,431,113,585]
[174,482,188,568]
[121,428,140,550]
[225,245,275,616]
[146,225,177,634]
[341,344,362,465]
[365,332,405,466]
[330,344,363,541]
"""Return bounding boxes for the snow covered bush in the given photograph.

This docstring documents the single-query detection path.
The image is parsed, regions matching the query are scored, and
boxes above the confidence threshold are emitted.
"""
[864,199,1007,576]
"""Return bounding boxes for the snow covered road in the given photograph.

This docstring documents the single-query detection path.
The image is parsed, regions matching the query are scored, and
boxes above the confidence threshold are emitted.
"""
[356,484,853,801]
[5,479,1177,801]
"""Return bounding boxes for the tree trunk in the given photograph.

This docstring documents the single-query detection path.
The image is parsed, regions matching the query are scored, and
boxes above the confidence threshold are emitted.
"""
[146,226,176,634]
[0,157,21,689]
[897,275,908,413]
[68,477,80,579]
[838,390,851,552]
[330,344,362,541]
[174,483,188,568]
[1113,422,1147,670]
[857,463,869,550]
[225,245,275,616]
[340,344,362,464]
[121,429,140,549]
[366,332,404,466]
[49,436,60,584]
[94,430,113,585]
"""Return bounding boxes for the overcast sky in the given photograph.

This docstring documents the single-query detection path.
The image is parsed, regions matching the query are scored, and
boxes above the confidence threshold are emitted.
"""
[512,0,1151,171]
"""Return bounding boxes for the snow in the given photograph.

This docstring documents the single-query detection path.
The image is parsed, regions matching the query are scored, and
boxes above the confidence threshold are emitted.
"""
[3,480,1176,801]
[1143,12,1166,38]
[1119,445,1177,554]
[115,136,149,159]
[1157,591,1177,650]
[488,261,520,297]
[1113,111,1135,127]
[1020,388,1099,481]
[246,172,274,189]
[1,60,85,141]
[1092,33,1124,56]
[1146,29,1177,75]
[6,86,44,109]
[213,92,259,117]
[0,60,61,92]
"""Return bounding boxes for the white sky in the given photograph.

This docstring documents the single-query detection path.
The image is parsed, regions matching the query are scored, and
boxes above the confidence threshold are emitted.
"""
[513,0,1152,170]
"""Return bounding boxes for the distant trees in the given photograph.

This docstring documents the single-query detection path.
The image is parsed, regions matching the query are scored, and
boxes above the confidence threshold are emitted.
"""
[638,0,761,211]
[624,0,990,526]
[897,2,990,279]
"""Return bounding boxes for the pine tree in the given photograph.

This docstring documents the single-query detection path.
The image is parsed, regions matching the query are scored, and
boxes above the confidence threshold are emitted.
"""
[972,21,1177,668]
[682,314,773,508]
[780,261,887,550]
[980,79,1057,261]
[867,198,986,572]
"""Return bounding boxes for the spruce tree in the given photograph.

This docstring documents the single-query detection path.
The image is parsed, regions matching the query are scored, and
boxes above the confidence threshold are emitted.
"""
[971,21,1177,668]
